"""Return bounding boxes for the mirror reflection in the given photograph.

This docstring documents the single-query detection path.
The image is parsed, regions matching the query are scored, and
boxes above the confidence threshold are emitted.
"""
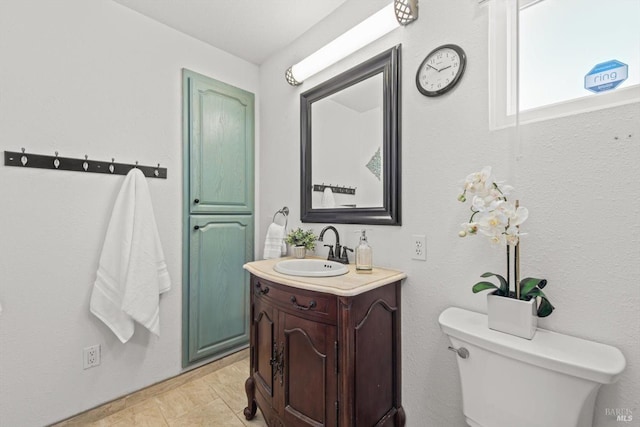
[311,73,383,209]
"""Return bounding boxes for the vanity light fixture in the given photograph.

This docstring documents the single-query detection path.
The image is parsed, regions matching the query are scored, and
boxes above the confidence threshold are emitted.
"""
[285,0,418,86]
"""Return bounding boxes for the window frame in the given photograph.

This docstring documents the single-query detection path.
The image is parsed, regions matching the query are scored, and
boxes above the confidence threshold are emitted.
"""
[487,0,640,130]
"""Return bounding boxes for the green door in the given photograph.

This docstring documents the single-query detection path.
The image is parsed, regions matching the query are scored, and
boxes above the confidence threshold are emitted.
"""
[183,69,255,365]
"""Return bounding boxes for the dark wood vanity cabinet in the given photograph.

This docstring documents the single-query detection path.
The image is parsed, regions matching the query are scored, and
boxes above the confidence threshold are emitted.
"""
[244,274,404,427]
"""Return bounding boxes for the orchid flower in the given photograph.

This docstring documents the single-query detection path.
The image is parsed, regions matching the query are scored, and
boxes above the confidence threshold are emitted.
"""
[457,167,528,248]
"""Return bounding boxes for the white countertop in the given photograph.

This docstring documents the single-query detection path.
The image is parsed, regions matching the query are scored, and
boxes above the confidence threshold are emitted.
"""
[243,257,406,297]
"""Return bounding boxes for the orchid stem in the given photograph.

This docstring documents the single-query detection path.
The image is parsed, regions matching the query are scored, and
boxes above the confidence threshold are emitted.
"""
[506,245,510,296]
[515,200,521,299]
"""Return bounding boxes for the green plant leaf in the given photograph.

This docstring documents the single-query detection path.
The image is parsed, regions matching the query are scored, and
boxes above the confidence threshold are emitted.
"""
[519,277,546,297]
[536,296,555,317]
[480,272,508,294]
[472,282,498,293]
[285,227,317,250]
[525,288,545,298]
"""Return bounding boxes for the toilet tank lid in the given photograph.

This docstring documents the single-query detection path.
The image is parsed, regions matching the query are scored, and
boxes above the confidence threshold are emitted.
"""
[438,307,626,384]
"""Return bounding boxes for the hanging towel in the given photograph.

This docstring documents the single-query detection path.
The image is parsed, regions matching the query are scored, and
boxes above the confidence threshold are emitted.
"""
[321,187,336,208]
[263,222,286,259]
[90,168,171,343]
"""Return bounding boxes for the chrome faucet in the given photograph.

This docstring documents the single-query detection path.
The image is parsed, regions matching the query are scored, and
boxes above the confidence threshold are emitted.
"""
[318,226,351,264]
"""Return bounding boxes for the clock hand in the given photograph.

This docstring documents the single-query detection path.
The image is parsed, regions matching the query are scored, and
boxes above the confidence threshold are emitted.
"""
[439,65,451,72]
[427,64,440,72]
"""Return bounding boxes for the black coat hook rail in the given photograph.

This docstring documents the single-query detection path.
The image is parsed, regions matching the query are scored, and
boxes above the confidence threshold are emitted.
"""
[4,150,167,179]
[313,184,356,195]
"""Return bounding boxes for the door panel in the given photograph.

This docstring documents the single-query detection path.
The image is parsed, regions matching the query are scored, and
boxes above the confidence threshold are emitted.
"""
[354,300,396,426]
[187,215,253,362]
[281,312,337,427]
[189,76,254,214]
[253,295,275,399]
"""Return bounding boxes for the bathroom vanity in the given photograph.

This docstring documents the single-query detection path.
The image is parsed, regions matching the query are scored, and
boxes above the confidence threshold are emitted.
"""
[243,258,406,427]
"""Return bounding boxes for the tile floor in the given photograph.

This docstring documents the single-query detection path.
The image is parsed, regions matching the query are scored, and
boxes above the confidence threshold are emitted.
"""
[60,357,268,426]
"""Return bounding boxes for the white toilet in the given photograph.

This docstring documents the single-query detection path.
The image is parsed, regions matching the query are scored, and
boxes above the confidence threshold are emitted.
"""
[439,307,626,427]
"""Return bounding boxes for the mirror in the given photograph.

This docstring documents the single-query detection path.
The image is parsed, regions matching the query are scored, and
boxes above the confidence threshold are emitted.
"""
[300,45,401,225]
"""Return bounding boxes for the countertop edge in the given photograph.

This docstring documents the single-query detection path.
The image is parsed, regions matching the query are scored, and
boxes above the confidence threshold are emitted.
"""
[244,258,407,297]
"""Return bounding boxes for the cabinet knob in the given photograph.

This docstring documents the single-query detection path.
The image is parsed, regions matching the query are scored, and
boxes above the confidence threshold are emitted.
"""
[194,198,200,204]
[194,225,200,231]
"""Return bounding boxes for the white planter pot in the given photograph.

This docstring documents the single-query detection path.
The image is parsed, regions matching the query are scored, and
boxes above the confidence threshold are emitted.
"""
[292,246,306,259]
[487,292,538,339]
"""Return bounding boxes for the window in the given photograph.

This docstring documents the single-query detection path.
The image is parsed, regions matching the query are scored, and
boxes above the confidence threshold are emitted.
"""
[488,0,640,128]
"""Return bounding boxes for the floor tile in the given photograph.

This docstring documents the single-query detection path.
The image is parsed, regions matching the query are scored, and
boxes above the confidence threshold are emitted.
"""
[154,378,220,421]
[90,399,168,427]
[59,353,254,426]
[202,361,251,414]
[167,399,245,427]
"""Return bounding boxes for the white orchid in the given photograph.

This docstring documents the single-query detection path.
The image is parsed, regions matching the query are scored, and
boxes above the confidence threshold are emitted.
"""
[462,166,494,199]
[458,168,554,317]
[458,167,527,247]
[459,222,479,237]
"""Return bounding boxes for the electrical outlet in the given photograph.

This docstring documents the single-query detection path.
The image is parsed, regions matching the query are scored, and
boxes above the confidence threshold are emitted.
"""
[412,234,426,261]
[83,345,101,369]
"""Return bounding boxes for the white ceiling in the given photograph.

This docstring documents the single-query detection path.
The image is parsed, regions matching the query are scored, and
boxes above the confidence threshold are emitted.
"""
[112,0,349,65]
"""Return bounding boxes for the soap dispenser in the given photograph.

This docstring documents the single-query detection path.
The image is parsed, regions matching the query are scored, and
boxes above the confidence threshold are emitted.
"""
[355,230,372,274]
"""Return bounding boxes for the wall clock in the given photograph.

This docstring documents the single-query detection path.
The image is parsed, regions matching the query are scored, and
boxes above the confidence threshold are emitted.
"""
[416,44,466,97]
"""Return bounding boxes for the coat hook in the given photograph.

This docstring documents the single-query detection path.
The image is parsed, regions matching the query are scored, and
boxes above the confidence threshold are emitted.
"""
[53,151,60,169]
[83,155,89,171]
[154,163,160,177]
[109,158,115,174]
[20,148,28,166]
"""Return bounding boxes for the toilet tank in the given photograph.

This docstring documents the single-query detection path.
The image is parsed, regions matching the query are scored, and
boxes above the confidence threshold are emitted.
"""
[439,307,626,427]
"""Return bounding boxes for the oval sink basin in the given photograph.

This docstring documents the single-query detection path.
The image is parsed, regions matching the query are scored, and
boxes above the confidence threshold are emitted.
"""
[274,259,348,277]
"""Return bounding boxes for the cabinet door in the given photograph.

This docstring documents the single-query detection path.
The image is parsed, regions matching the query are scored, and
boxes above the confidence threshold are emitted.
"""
[186,215,253,363]
[280,312,338,427]
[186,71,254,214]
[252,293,276,402]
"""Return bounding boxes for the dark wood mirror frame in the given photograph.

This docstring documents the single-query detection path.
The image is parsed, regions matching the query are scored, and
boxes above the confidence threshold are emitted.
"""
[300,44,401,225]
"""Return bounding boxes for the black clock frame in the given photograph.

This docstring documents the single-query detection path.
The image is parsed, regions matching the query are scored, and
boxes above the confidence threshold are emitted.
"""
[416,44,466,97]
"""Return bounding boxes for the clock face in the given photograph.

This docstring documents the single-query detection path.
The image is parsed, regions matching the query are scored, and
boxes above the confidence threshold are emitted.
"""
[416,44,466,97]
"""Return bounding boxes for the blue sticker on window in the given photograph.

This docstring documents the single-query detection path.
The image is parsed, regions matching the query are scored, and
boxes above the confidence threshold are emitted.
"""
[585,60,628,93]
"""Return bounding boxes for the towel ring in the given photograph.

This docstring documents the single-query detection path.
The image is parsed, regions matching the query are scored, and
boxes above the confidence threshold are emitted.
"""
[272,206,289,229]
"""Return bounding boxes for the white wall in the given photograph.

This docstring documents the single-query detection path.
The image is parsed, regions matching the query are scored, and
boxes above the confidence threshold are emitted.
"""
[259,0,639,426]
[0,0,259,425]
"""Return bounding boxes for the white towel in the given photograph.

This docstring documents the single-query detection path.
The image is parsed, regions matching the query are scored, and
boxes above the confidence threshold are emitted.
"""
[90,168,171,343]
[321,187,336,207]
[263,222,286,259]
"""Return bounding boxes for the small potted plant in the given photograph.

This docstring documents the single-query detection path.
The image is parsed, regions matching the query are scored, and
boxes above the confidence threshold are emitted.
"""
[285,228,317,259]
[458,167,554,339]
